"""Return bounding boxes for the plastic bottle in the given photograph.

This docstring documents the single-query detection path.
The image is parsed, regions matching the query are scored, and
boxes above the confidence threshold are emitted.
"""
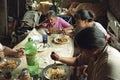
[25,38,40,75]
[25,38,37,56]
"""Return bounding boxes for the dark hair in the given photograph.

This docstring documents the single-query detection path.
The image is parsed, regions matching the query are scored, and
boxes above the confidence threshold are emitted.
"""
[46,10,57,18]
[75,27,107,50]
[74,9,95,22]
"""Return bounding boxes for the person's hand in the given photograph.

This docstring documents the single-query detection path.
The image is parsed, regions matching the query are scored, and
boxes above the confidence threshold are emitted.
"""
[62,28,71,35]
[83,66,88,77]
[14,48,25,58]
[61,28,67,35]
[41,23,47,27]
[50,52,60,61]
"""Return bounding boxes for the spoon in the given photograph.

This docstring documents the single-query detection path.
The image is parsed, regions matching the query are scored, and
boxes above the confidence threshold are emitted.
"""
[53,60,57,69]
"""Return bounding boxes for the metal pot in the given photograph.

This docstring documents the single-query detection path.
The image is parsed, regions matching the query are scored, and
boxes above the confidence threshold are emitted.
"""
[42,63,69,80]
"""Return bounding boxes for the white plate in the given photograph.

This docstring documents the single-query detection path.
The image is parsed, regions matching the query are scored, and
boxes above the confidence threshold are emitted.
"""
[54,36,69,44]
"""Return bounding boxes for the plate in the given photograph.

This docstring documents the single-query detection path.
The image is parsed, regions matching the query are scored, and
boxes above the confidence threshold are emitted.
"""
[42,63,69,80]
[54,36,69,44]
[0,58,21,70]
[48,28,59,34]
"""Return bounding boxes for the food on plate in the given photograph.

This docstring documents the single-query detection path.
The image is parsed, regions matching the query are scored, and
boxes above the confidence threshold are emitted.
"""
[46,66,67,79]
[0,59,18,69]
[56,37,68,43]
[48,28,59,33]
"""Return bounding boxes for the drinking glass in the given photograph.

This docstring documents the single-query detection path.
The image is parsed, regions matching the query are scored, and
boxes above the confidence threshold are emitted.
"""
[42,35,48,47]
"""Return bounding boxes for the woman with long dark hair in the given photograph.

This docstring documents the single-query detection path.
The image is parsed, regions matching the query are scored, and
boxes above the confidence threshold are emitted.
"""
[51,27,120,80]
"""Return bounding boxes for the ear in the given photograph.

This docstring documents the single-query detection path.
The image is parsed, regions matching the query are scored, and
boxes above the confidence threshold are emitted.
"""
[84,20,88,23]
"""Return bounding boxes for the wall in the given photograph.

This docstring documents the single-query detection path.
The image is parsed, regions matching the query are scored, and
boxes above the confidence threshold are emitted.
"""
[0,0,7,35]
[108,0,120,22]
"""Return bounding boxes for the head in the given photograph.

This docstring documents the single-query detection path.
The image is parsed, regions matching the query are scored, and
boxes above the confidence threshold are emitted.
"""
[46,10,57,25]
[74,9,95,28]
[75,27,107,57]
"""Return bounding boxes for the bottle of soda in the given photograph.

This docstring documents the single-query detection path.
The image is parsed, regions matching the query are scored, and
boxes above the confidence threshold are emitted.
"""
[25,38,40,75]
[25,38,37,56]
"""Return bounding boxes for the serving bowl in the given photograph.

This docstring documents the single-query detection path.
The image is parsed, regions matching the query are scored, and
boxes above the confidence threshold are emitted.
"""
[0,57,21,71]
[42,63,69,80]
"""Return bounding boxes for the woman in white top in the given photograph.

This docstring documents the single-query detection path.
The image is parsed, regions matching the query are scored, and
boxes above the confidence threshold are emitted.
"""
[73,9,109,40]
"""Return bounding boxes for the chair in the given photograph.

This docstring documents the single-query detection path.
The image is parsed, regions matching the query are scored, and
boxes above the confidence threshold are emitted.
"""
[11,10,42,46]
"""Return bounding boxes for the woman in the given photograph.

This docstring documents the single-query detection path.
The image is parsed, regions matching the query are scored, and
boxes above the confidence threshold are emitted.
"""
[0,43,24,60]
[51,27,120,80]
[73,9,109,40]
[38,10,73,35]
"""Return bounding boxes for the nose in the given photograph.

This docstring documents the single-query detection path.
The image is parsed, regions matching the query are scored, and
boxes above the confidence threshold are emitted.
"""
[49,20,52,23]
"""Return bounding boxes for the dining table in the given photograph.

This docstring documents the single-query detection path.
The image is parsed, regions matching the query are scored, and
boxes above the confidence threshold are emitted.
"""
[11,28,74,79]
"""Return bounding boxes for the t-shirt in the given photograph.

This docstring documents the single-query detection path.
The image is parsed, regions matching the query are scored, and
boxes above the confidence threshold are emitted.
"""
[74,22,110,40]
[94,22,110,40]
[45,17,71,29]
[0,43,3,51]
[76,45,120,80]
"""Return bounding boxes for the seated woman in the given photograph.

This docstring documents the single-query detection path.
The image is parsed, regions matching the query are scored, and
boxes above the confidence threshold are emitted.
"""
[73,9,109,40]
[37,10,74,35]
[0,43,24,60]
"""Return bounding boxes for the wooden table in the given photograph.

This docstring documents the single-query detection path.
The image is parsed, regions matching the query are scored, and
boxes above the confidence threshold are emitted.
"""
[12,28,74,79]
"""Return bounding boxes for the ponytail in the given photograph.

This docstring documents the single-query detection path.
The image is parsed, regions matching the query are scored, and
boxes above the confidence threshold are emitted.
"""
[88,10,95,22]
[74,9,95,22]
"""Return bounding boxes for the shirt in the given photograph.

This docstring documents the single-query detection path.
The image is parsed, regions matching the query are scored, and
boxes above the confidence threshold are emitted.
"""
[76,45,120,80]
[74,22,110,40]
[94,22,110,40]
[45,17,71,29]
[0,43,3,51]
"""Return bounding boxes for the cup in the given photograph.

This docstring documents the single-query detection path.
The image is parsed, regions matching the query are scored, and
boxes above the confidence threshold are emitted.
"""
[42,34,48,44]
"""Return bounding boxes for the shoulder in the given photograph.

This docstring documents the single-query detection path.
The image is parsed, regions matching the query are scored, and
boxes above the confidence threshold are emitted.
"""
[57,17,68,23]
[57,17,64,21]
[93,21,108,35]
[0,43,3,50]
[94,22,103,27]
[104,45,120,79]
[106,45,120,68]
[107,45,120,57]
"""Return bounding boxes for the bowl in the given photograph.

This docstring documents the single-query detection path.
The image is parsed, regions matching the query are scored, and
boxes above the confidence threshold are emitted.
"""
[42,63,69,80]
[0,57,21,71]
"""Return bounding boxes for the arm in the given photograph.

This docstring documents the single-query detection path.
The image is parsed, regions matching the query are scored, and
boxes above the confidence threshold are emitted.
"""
[59,17,74,34]
[50,52,88,66]
[51,52,77,65]
[59,57,77,65]
[3,46,24,58]
[36,19,49,28]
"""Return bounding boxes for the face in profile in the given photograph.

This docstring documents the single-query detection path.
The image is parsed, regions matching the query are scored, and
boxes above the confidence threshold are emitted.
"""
[76,19,87,28]
[48,17,57,25]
